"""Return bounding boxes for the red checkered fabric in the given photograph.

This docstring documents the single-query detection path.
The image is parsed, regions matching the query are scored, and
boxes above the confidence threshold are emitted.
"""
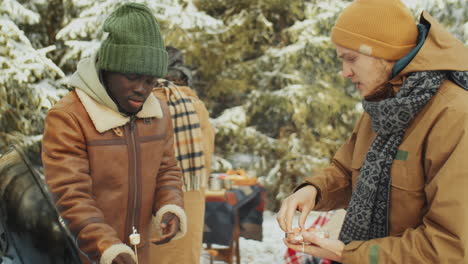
[284,248,306,264]
[283,211,335,264]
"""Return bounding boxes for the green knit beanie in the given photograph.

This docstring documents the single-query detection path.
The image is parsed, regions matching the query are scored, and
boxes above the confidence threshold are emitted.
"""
[97,3,168,77]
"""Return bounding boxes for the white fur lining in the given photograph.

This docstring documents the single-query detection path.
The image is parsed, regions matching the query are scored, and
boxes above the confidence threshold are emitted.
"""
[136,91,163,119]
[100,243,136,264]
[153,204,187,241]
[75,89,163,133]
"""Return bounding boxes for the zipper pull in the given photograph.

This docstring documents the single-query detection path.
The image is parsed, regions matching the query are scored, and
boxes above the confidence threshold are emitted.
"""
[129,226,140,264]
[129,226,140,246]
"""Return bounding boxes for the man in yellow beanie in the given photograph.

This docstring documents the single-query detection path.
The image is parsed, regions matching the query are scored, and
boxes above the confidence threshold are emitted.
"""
[278,0,468,263]
[42,3,187,264]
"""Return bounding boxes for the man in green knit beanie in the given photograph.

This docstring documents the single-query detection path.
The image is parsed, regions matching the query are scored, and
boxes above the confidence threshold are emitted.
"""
[42,3,187,264]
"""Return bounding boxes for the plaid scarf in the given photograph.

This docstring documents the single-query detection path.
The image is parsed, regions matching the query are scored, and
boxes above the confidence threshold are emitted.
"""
[338,70,468,244]
[157,80,206,191]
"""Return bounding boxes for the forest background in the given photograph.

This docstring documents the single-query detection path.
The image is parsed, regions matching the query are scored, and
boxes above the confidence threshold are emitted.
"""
[1,0,467,210]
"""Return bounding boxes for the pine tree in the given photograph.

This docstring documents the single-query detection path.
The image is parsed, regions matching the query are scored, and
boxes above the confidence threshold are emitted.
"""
[184,0,360,209]
[0,0,67,164]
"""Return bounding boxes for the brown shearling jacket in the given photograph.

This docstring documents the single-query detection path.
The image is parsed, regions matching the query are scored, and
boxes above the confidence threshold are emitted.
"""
[42,54,187,264]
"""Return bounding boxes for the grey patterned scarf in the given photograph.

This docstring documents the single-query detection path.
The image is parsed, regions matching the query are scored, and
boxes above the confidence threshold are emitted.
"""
[338,70,468,244]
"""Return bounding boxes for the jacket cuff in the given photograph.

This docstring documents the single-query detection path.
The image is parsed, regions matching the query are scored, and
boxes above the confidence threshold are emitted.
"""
[100,243,136,264]
[153,204,187,241]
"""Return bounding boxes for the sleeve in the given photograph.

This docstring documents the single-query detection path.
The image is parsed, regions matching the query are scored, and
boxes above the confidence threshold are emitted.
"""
[341,108,468,264]
[42,109,135,264]
[296,115,366,211]
[152,107,187,241]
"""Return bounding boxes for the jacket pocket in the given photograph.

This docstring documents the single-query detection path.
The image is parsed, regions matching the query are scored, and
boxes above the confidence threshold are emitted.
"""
[390,160,424,191]
[389,160,425,234]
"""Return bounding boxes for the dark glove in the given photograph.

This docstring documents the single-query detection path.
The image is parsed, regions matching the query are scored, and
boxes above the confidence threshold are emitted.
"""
[111,253,135,264]
[151,212,180,245]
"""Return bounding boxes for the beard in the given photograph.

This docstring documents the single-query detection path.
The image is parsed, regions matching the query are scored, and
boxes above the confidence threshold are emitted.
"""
[364,82,395,101]
[363,59,395,102]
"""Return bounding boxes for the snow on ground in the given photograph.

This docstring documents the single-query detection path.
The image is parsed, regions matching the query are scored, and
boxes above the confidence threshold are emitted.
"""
[237,211,290,263]
[201,210,319,264]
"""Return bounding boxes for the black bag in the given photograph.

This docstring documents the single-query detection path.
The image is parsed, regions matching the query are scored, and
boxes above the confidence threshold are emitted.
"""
[0,145,81,264]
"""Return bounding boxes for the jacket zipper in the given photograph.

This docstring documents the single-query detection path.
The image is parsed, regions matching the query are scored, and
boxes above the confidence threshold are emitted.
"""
[130,116,137,231]
[125,116,140,244]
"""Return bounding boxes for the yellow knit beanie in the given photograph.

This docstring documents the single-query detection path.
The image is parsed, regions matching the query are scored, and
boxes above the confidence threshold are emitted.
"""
[331,0,418,60]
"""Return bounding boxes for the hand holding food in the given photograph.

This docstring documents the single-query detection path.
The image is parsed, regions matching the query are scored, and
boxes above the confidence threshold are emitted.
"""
[277,185,318,232]
[285,227,329,245]
[285,227,307,244]
[283,228,342,262]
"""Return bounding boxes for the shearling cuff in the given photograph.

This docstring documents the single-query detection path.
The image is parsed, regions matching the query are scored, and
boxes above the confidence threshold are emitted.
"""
[100,243,136,264]
[153,204,187,241]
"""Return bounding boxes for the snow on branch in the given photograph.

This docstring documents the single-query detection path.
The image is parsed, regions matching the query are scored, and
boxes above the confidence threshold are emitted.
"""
[0,0,40,25]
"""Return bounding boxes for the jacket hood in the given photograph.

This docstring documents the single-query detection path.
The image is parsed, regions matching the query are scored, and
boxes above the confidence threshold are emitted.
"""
[398,11,468,77]
[68,52,163,133]
[69,52,119,112]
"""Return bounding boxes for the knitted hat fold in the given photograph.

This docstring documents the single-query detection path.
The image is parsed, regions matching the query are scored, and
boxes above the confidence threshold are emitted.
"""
[331,0,418,60]
[97,3,168,77]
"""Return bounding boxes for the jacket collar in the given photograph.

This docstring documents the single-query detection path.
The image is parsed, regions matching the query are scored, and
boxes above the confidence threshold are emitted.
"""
[69,52,120,113]
[75,89,163,133]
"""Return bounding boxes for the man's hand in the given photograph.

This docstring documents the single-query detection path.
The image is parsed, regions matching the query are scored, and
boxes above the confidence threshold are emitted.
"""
[283,231,344,262]
[151,212,180,245]
[277,185,318,232]
[111,253,136,264]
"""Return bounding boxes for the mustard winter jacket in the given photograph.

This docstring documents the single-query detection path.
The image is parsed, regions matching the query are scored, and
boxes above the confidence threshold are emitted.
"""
[303,12,468,263]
